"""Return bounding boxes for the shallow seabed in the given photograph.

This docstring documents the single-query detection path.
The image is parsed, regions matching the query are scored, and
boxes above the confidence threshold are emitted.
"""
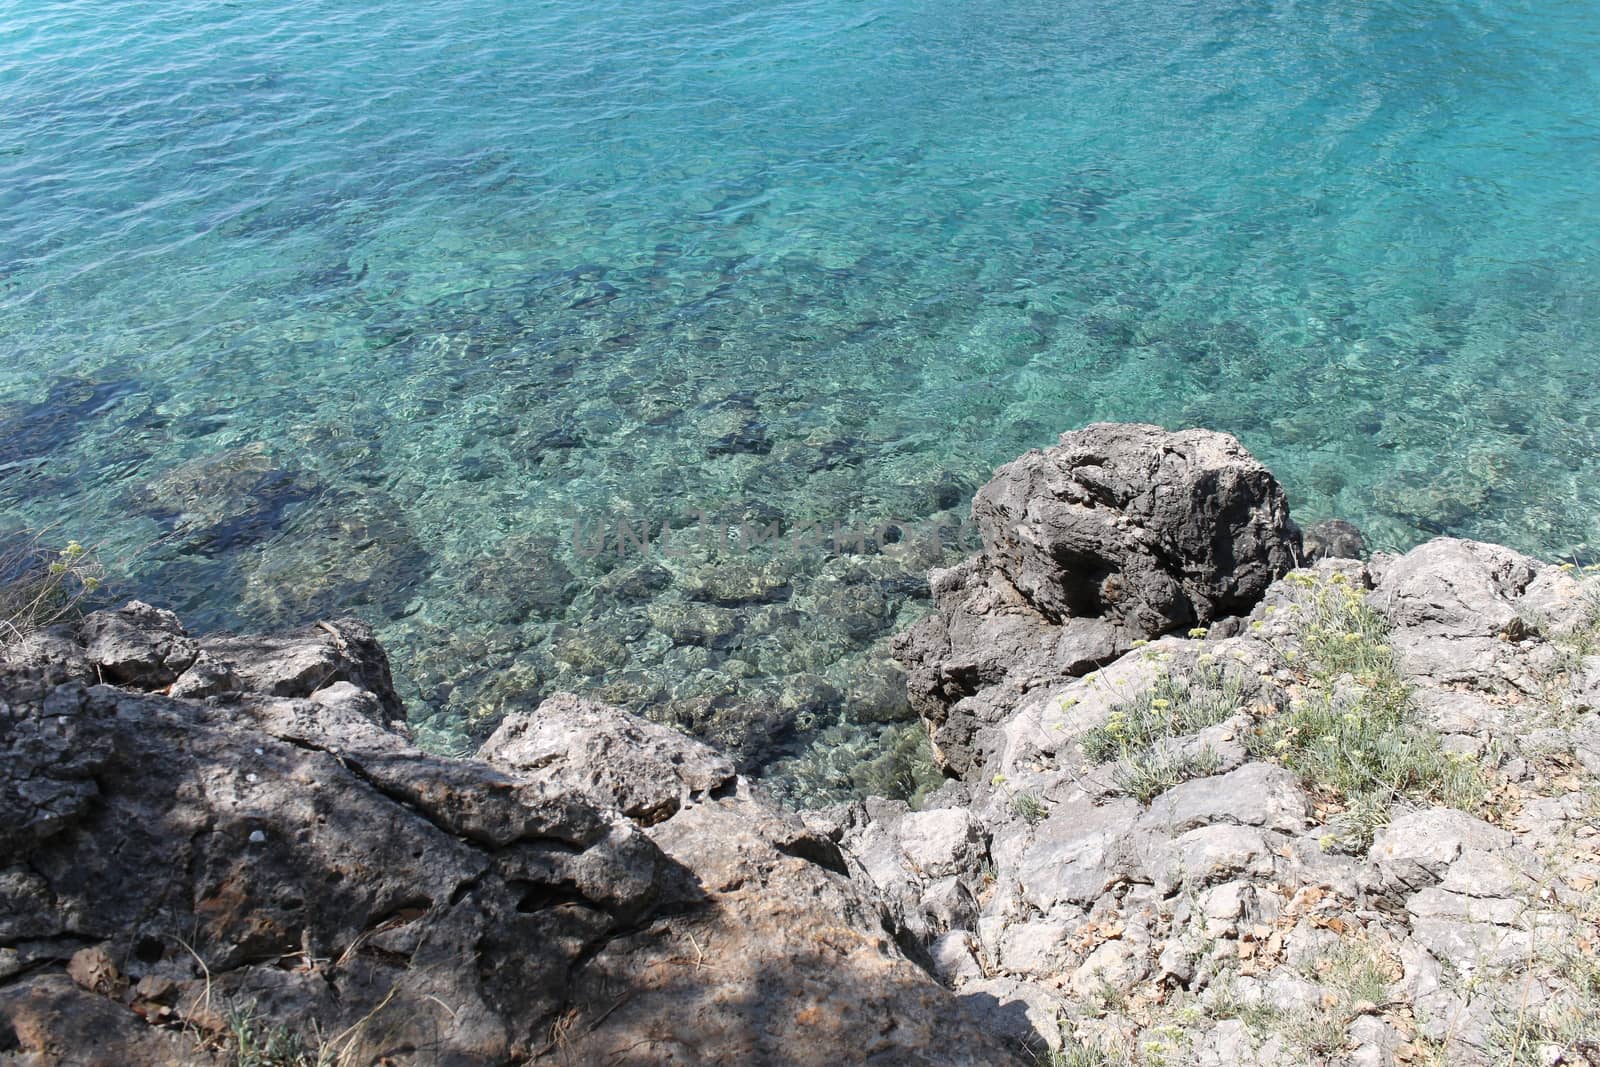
[3,0,1598,802]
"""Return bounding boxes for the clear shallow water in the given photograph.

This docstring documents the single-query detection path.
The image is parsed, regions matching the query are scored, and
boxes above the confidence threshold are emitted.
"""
[3,0,1599,801]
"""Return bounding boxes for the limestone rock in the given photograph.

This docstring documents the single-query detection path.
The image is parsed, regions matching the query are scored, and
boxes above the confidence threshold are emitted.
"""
[478,692,736,825]
[1367,808,1512,895]
[1017,798,1140,909]
[194,616,403,719]
[972,423,1300,632]
[1139,763,1310,836]
[895,807,987,880]
[1371,538,1544,684]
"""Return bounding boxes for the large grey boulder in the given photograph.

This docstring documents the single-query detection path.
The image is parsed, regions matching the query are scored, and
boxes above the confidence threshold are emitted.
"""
[972,423,1301,632]
[896,424,1300,776]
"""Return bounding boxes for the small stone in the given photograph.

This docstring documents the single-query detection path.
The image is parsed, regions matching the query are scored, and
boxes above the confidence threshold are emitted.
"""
[929,930,984,983]
[1202,881,1248,921]
[1069,939,1147,997]
[896,807,985,880]
[1156,939,1195,985]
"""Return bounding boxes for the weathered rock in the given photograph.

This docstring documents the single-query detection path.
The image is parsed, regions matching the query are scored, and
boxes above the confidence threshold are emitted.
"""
[930,930,985,983]
[995,917,1078,978]
[0,620,1022,1066]
[897,424,1300,777]
[1139,763,1310,836]
[166,650,239,700]
[478,692,736,825]
[0,625,96,686]
[79,601,198,688]
[971,423,1300,631]
[1367,808,1513,895]
[895,807,987,880]
[1147,824,1277,895]
[1371,538,1544,684]
[192,615,404,719]
[1068,938,1147,997]
[958,978,1071,1052]
[1017,798,1141,909]
[894,556,1128,775]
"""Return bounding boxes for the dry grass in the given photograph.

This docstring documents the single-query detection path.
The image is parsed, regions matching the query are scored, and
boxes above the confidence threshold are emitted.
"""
[0,529,106,646]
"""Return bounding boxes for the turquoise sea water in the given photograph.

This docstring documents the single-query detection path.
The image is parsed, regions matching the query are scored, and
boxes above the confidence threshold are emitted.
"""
[4,0,1599,800]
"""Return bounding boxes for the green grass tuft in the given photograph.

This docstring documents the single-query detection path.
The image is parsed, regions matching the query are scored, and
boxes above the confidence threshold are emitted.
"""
[1079,660,1249,804]
[1245,571,1489,850]
[1012,790,1049,824]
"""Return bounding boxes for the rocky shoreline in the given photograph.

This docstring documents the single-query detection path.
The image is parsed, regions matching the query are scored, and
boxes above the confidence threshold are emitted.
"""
[5,424,1599,1066]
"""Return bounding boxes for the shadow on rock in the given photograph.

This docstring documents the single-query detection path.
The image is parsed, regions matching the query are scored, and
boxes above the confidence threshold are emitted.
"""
[0,606,1024,1065]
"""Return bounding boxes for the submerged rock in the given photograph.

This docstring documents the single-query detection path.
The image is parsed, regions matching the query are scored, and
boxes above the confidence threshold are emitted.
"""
[132,444,319,555]
[1302,517,1367,561]
[239,494,428,625]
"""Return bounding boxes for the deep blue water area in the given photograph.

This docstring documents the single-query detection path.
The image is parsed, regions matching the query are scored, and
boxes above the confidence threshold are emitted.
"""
[4,0,1598,800]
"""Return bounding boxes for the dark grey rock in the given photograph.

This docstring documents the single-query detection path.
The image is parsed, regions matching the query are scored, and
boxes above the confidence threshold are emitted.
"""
[972,423,1300,632]
[894,556,1128,775]
[80,601,198,688]
[896,424,1298,777]
[0,624,95,685]
[0,620,1021,1066]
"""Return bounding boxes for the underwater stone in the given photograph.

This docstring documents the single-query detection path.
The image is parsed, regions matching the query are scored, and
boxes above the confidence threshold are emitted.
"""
[705,420,773,457]
[133,443,320,555]
[239,495,428,625]
[680,558,794,606]
[1302,518,1367,561]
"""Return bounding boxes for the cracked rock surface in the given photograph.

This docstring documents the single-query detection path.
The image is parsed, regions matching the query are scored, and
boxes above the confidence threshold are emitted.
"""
[895,423,1304,777]
[834,539,1600,1066]
[0,609,1018,1065]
